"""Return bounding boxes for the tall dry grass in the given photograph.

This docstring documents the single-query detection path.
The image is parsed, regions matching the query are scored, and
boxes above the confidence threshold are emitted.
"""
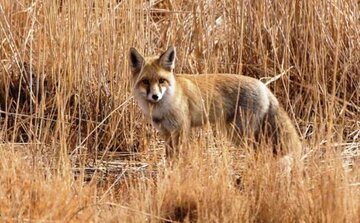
[0,0,359,222]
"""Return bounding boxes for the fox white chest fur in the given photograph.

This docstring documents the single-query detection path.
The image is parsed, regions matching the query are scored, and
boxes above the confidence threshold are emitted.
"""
[129,46,301,157]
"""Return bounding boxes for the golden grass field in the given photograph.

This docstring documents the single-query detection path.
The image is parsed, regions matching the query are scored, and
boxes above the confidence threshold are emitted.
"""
[0,0,359,222]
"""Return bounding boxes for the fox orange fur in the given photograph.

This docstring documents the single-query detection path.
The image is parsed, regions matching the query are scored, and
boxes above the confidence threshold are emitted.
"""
[129,46,301,157]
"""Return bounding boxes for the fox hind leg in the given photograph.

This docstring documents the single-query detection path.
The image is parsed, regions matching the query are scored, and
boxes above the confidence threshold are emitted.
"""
[227,107,273,153]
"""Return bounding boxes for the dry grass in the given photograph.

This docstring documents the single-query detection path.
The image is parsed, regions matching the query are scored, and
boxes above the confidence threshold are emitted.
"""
[0,0,359,222]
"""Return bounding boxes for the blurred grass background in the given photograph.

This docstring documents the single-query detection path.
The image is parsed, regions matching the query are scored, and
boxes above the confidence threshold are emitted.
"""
[0,0,359,222]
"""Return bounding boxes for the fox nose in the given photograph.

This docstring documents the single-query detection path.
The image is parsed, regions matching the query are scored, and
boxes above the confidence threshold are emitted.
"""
[152,94,159,101]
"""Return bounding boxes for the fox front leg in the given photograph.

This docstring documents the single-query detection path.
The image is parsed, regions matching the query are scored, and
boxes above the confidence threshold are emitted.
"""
[164,131,181,159]
[163,118,191,159]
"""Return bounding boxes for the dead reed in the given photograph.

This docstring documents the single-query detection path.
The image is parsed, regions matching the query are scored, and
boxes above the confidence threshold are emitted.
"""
[0,0,359,222]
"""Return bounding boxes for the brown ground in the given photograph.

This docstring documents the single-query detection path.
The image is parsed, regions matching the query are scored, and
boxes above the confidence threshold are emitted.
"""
[0,0,359,222]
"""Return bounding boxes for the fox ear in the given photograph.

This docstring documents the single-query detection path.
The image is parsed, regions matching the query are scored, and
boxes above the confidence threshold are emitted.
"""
[158,46,176,71]
[129,47,144,74]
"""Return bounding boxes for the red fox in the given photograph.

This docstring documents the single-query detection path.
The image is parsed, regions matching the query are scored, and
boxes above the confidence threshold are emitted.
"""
[129,46,301,157]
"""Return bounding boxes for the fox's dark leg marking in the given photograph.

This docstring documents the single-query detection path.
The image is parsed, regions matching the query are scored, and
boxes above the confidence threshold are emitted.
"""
[258,101,281,155]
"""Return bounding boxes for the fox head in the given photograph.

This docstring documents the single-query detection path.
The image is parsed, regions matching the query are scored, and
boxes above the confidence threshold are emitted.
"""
[129,47,176,104]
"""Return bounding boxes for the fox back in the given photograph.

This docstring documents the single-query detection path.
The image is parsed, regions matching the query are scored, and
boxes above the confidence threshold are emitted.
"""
[129,47,301,157]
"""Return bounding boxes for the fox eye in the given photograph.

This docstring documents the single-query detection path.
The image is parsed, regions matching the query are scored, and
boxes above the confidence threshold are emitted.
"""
[142,79,150,85]
[159,78,166,84]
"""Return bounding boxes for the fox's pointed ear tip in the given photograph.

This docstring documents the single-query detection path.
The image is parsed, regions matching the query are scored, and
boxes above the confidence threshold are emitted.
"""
[129,47,136,52]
